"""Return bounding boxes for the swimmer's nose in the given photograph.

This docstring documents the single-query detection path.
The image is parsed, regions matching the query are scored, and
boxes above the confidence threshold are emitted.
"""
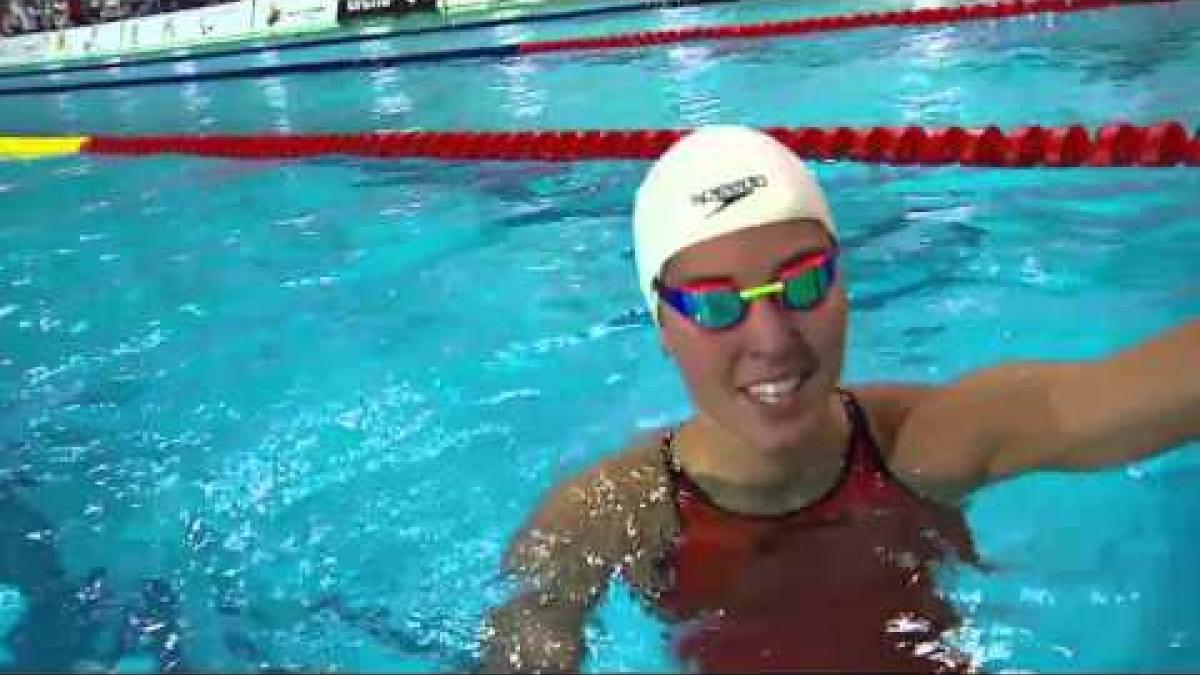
[740,296,802,356]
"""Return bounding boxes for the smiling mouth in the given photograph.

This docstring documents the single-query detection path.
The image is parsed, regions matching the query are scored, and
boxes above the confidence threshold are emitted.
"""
[740,373,812,407]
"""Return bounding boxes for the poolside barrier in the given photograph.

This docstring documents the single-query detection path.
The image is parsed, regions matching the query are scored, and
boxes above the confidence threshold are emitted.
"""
[0,0,1178,97]
[5,122,1197,166]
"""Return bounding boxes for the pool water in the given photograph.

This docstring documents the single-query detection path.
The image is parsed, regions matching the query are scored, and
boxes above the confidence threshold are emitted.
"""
[1,0,1199,672]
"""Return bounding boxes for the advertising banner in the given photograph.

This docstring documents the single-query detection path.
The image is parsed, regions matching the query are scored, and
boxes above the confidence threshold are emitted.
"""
[156,1,254,47]
[336,0,436,23]
[121,13,174,52]
[0,0,337,66]
[55,21,123,59]
[252,0,339,33]
[0,32,49,66]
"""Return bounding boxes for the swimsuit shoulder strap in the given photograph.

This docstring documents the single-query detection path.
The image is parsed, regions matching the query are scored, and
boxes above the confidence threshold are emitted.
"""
[837,387,890,476]
[660,427,681,474]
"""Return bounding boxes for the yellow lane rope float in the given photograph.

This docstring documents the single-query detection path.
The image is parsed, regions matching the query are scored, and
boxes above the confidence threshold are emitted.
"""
[0,136,89,160]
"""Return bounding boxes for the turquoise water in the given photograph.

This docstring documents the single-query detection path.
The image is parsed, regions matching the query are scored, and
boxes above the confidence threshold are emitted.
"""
[2,0,1200,672]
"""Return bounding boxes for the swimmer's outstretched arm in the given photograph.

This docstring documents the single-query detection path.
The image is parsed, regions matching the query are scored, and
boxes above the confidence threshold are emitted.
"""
[479,471,623,674]
[890,319,1200,500]
[479,588,590,674]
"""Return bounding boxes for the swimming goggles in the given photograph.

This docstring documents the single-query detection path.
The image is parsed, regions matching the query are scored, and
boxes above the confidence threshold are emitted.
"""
[653,249,838,331]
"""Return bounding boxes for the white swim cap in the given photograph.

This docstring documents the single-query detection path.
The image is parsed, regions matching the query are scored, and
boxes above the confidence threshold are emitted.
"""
[632,125,837,321]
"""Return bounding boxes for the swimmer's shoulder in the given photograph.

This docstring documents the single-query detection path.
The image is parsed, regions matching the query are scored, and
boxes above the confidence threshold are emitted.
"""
[511,430,676,557]
[848,383,994,506]
[556,427,674,498]
[843,383,967,503]
[842,383,935,458]
[600,431,680,591]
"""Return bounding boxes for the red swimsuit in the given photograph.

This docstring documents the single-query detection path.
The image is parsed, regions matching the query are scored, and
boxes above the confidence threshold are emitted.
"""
[654,391,978,673]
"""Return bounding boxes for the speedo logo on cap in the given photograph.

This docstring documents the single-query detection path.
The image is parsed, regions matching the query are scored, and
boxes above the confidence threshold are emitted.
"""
[690,174,768,217]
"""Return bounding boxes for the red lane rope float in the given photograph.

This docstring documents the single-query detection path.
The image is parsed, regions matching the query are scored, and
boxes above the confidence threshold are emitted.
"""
[517,0,1178,55]
[80,122,1200,167]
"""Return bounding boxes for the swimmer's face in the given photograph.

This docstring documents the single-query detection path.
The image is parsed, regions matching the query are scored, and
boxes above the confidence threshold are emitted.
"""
[658,219,847,455]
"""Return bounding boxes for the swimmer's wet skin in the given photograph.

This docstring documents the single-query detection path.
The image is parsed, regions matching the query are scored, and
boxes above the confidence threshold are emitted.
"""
[477,126,1200,673]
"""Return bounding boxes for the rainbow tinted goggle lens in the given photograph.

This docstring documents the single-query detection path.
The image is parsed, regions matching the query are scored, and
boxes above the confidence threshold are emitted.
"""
[653,250,838,330]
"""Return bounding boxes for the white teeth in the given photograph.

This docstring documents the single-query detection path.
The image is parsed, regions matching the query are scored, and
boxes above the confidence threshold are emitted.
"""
[745,377,801,405]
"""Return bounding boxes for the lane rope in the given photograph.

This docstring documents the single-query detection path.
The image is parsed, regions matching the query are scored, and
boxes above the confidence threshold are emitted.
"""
[517,0,1177,54]
[0,136,89,159]
[6,122,1196,166]
[0,0,741,82]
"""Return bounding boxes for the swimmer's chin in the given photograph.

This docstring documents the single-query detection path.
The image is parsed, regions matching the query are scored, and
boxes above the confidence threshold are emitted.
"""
[731,385,831,455]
